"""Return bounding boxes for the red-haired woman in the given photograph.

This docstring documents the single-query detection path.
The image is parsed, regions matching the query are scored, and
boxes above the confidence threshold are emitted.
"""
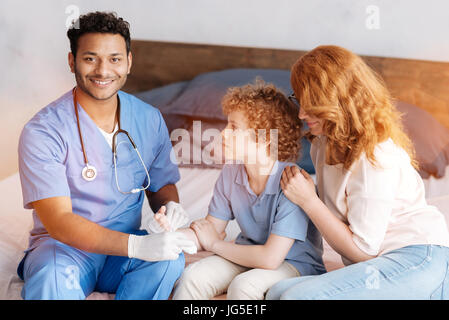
[267,45,449,299]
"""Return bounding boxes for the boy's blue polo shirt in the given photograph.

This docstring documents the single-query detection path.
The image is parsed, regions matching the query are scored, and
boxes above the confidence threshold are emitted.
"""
[208,161,325,276]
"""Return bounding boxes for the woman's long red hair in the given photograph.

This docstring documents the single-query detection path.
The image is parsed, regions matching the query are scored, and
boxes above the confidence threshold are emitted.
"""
[291,45,417,170]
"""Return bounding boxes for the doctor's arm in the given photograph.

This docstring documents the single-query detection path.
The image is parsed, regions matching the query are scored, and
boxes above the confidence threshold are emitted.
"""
[146,183,179,212]
[33,196,129,256]
[33,196,194,262]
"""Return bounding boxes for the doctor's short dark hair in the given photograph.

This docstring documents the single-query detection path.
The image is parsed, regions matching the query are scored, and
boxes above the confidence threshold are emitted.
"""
[67,11,131,58]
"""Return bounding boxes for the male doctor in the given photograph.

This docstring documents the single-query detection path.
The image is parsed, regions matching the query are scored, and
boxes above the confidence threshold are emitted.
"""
[17,11,195,300]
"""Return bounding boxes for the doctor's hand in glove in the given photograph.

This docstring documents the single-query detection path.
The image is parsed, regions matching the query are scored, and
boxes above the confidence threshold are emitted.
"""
[145,201,190,234]
[128,231,197,262]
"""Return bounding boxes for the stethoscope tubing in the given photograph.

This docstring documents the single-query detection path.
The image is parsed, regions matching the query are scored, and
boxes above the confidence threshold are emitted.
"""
[73,87,150,194]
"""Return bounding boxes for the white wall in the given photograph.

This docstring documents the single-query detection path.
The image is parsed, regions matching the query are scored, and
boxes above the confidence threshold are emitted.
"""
[127,0,449,62]
[1,0,448,179]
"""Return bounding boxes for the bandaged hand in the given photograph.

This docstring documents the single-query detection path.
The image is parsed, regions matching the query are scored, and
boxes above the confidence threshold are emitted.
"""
[165,201,189,232]
[146,206,170,234]
[128,231,196,262]
[145,201,189,234]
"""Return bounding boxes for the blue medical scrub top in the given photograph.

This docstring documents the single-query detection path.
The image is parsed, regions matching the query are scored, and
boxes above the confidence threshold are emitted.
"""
[18,89,180,252]
[208,162,326,276]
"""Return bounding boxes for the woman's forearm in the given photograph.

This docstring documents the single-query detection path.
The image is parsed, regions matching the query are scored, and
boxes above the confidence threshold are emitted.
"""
[301,197,375,263]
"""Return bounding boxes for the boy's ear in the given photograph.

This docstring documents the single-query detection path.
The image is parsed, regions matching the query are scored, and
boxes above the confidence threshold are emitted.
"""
[259,135,271,147]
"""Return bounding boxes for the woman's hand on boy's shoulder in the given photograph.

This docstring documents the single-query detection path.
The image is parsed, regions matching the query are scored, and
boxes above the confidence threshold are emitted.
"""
[281,166,318,207]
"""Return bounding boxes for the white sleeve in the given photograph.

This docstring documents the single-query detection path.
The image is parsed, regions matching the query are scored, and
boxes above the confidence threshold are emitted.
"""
[346,152,399,256]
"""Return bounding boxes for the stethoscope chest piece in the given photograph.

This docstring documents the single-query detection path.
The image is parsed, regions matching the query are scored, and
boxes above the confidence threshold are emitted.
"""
[82,164,97,182]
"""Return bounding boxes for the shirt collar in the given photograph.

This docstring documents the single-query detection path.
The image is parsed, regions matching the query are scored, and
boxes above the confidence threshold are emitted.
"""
[235,161,280,195]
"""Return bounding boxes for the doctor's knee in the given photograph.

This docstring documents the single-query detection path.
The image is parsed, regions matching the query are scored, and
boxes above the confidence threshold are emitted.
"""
[22,262,86,300]
[159,252,186,281]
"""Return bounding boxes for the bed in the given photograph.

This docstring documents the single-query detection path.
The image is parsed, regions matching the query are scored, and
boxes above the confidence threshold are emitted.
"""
[1,40,449,300]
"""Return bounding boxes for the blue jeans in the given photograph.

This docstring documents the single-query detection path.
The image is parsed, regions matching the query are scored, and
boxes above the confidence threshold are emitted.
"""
[18,236,185,300]
[266,245,449,300]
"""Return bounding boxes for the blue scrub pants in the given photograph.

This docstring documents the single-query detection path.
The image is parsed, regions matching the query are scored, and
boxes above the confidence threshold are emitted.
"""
[266,245,449,300]
[18,237,185,300]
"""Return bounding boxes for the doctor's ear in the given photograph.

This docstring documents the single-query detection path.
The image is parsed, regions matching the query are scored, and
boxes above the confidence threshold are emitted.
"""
[68,52,75,73]
[127,51,133,74]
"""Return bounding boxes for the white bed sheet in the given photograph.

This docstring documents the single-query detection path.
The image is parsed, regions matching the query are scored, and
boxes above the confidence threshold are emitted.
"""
[1,166,449,300]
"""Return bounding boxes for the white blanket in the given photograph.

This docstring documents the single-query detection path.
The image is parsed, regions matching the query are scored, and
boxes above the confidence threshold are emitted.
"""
[1,166,449,300]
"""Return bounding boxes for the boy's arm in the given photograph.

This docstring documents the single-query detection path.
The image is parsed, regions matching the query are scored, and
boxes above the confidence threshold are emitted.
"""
[176,228,202,250]
[157,214,228,251]
[215,234,294,270]
[192,219,295,269]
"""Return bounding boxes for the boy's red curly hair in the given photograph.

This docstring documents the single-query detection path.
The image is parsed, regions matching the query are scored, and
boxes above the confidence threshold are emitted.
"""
[222,78,303,162]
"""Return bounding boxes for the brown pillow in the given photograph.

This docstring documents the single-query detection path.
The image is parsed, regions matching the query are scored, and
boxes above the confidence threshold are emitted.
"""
[396,101,449,179]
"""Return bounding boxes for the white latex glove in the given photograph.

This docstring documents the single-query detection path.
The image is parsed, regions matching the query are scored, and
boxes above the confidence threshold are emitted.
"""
[145,202,189,234]
[128,231,196,262]
[145,207,169,234]
[165,201,189,232]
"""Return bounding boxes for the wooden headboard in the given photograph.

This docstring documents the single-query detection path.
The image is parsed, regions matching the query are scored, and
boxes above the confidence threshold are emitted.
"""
[124,40,449,129]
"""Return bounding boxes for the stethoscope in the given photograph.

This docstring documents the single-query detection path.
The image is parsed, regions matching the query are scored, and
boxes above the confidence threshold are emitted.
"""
[72,87,151,194]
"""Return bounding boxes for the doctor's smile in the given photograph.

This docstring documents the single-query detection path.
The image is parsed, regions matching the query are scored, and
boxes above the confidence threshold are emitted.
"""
[90,78,115,87]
